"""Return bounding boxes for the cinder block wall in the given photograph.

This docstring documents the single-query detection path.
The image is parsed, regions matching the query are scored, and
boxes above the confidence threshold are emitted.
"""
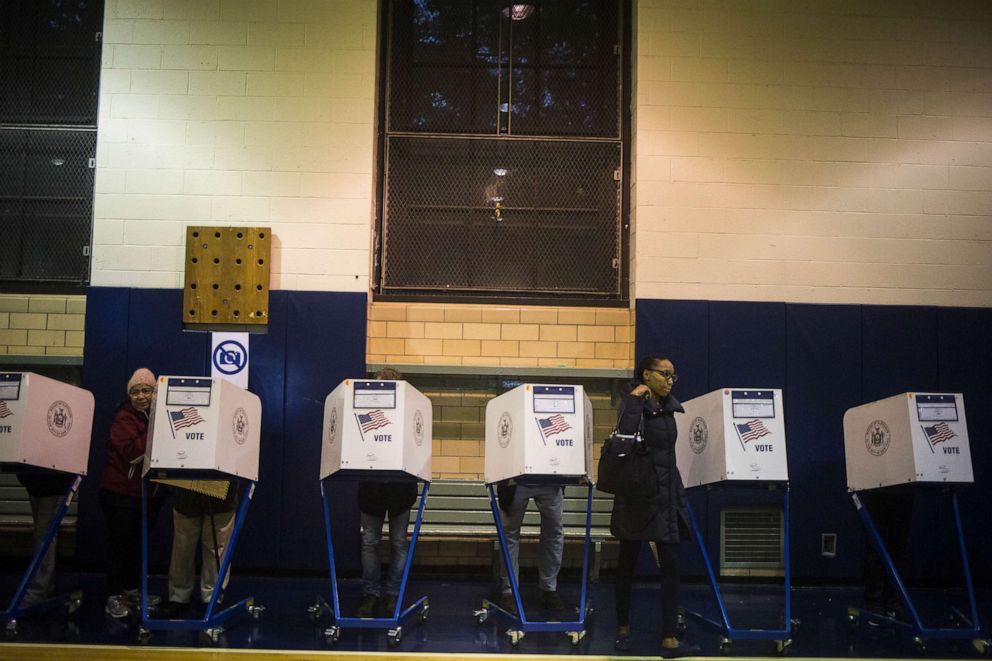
[632,1,992,306]
[0,295,86,358]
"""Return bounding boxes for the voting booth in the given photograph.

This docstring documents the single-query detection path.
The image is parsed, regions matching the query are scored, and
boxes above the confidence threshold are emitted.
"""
[139,376,263,641]
[484,384,593,484]
[320,379,432,481]
[145,376,261,481]
[312,379,432,646]
[843,392,973,491]
[0,373,92,631]
[0,372,94,475]
[676,388,788,486]
[476,384,594,645]
[675,388,793,654]
[842,393,986,653]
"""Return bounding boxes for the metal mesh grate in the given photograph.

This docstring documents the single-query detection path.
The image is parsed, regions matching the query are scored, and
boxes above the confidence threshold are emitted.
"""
[720,507,784,575]
[380,136,621,297]
[0,0,103,125]
[0,128,95,282]
[387,0,620,138]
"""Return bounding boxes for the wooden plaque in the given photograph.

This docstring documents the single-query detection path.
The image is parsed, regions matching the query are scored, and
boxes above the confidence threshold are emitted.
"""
[183,226,270,330]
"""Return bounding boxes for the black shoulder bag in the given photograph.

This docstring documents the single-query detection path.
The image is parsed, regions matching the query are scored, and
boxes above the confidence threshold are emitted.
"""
[595,403,658,499]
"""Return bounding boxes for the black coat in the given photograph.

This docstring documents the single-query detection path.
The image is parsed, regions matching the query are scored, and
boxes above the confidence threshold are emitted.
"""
[608,384,690,543]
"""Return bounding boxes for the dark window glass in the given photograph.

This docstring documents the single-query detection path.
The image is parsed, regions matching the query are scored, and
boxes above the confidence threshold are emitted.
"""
[378,0,627,302]
[0,1,101,288]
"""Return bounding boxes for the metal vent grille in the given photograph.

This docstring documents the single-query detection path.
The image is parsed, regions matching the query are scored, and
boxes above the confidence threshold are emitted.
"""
[720,506,784,577]
[381,135,621,297]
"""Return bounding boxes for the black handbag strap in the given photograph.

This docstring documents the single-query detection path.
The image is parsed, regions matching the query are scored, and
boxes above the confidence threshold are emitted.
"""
[613,395,645,440]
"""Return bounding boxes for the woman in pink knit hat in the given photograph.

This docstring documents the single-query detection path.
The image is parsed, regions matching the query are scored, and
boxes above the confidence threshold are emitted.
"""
[98,368,167,619]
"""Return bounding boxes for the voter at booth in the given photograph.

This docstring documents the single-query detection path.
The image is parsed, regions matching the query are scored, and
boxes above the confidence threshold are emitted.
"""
[495,479,565,613]
[861,487,913,622]
[355,368,419,619]
[98,368,166,619]
[611,355,697,658]
[162,483,238,618]
[15,470,74,606]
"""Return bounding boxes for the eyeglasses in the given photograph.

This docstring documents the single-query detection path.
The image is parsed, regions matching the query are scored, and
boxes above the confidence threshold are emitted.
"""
[129,386,154,396]
[647,369,678,383]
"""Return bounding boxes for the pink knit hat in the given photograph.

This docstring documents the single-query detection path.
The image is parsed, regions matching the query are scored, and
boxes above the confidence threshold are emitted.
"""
[127,368,156,393]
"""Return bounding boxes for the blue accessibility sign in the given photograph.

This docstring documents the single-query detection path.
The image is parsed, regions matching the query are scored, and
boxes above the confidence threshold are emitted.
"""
[212,339,248,376]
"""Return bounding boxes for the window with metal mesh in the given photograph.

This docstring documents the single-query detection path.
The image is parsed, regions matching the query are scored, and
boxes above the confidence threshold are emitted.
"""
[0,0,102,287]
[377,0,627,302]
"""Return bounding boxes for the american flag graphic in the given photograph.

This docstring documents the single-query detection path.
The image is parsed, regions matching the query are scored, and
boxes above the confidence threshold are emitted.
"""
[537,414,572,439]
[170,407,205,433]
[922,422,956,447]
[356,410,390,433]
[735,419,771,444]
[0,401,12,418]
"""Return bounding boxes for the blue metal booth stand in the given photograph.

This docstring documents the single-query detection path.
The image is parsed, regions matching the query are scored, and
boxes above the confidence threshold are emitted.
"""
[474,478,594,647]
[1,474,84,637]
[310,473,430,646]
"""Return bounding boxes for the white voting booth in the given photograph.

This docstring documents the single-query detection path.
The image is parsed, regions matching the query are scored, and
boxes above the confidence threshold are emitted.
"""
[484,384,593,483]
[675,388,789,486]
[674,388,793,652]
[145,376,261,480]
[140,375,263,638]
[314,379,432,642]
[842,393,985,650]
[0,372,93,629]
[479,384,594,644]
[843,392,973,491]
[0,372,94,475]
[320,379,432,481]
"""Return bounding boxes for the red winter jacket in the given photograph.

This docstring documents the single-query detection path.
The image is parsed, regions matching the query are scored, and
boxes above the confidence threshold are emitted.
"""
[98,400,161,499]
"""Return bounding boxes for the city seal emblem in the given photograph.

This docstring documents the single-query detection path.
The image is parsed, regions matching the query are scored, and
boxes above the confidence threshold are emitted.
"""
[689,416,708,454]
[865,420,890,456]
[47,400,72,438]
[232,407,249,445]
[498,412,513,448]
[414,410,424,446]
[328,407,338,445]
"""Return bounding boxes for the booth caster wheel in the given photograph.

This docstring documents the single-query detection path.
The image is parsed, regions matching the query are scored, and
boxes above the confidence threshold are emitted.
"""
[137,627,150,643]
[67,590,83,615]
[912,636,926,654]
[419,600,430,623]
[972,638,990,656]
[6,619,18,639]
[719,636,732,655]
[324,626,340,645]
[507,629,525,646]
[775,638,792,655]
[474,608,489,625]
[567,629,586,645]
[307,602,323,623]
[247,600,265,621]
[388,626,402,646]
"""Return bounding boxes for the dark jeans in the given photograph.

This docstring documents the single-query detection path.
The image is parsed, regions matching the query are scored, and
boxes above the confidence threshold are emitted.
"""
[99,488,164,596]
[615,539,680,637]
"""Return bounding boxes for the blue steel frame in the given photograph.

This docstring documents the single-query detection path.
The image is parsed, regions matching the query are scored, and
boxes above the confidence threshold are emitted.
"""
[316,477,430,632]
[1,475,82,623]
[683,483,793,642]
[481,480,593,636]
[851,489,985,642]
[140,477,258,632]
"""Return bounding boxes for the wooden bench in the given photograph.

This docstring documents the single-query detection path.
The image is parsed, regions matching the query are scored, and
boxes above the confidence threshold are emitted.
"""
[415,479,613,581]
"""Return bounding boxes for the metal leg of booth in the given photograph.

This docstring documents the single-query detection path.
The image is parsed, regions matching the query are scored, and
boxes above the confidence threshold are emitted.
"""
[2,476,84,637]
[682,484,794,655]
[849,490,988,654]
[313,478,430,647]
[138,479,261,642]
[475,482,592,646]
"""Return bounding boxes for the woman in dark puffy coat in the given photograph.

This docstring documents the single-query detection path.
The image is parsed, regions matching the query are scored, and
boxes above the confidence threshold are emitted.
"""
[611,354,697,657]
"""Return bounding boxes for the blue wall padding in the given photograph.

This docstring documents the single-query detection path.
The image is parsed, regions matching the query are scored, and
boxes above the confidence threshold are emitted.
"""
[81,288,367,574]
[636,299,992,582]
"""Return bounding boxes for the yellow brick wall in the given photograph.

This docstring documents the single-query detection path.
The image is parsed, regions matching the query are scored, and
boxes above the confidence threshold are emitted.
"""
[0,295,86,358]
[367,302,635,370]
[407,375,620,481]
